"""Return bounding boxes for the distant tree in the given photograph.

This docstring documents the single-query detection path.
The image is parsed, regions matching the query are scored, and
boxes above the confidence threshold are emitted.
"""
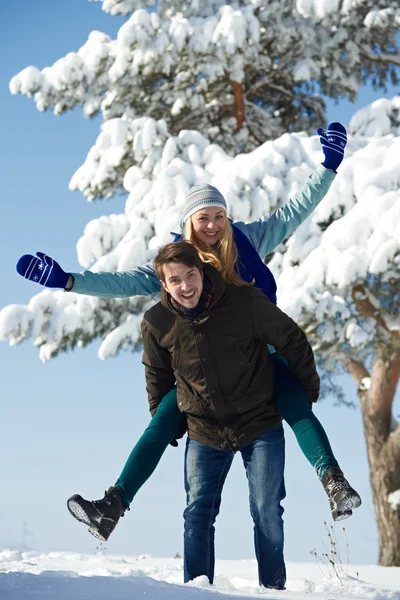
[20,521,34,551]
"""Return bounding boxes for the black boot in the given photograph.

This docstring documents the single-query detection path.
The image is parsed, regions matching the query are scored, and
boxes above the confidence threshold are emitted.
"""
[330,499,352,522]
[322,467,361,518]
[67,487,127,541]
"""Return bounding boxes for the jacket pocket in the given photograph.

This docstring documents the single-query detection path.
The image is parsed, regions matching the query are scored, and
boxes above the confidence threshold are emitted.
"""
[224,340,251,368]
[232,388,268,414]
[177,392,207,416]
[172,353,203,381]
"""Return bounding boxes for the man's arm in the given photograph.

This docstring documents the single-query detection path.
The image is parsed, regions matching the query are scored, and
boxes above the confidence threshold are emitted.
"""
[141,318,176,415]
[251,290,320,403]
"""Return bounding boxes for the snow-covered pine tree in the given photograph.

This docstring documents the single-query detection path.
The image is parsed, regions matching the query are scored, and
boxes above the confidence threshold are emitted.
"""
[8,0,400,157]
[1,0,400,564]
[270,97,400,565]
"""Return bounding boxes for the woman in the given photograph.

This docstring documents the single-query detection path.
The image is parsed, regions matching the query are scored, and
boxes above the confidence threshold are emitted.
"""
[16,122,361,542]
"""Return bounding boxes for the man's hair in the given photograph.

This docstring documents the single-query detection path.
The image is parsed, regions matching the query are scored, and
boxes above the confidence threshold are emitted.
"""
[154,241,203,282]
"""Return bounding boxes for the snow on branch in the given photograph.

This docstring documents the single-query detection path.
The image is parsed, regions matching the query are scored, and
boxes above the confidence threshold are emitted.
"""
[0,288,154,361]
[89,0,155,16]
[363,7,400,30]
[1,96,400,360]
[350,97,400,137]
[69,116,169,200]
[10,1,399,155]
[8,7,262,120]
[10,31,115,116]
[388,490,400,510]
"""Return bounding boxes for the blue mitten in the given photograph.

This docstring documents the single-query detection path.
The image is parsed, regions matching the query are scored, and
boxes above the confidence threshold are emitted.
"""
[317,122,347,172]
[16,252,70,289]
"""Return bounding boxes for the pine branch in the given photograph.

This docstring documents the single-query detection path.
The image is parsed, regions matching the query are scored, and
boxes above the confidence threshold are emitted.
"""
[360,50,400,68]
[341,357,369,389]
[352,285,391,333]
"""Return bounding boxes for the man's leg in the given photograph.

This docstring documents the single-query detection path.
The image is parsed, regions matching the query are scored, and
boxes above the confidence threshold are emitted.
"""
[183,438,234,584]
[241,425,286,590]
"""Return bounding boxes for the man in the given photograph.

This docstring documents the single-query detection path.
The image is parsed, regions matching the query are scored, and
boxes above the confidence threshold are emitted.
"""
[141,241,320,590]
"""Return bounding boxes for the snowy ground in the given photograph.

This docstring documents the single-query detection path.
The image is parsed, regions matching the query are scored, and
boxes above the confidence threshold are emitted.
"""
[0,549,399,600]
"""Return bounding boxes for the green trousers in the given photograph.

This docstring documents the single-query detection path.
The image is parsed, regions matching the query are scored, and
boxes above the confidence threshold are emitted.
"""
[114,354,338,508]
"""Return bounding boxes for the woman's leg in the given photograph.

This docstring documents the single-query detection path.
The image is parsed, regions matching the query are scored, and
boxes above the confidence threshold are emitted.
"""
[272,353,338,478]
[67,388,186,540]
[272,353,361,519]
[115,387,186,507]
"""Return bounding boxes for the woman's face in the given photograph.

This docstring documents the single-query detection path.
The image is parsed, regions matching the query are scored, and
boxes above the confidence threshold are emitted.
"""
[190,207,227,246]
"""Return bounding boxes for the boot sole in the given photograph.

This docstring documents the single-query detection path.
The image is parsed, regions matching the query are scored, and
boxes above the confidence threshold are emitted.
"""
[67,498,94,527]
[336,493,362,512]
[67,498,112,542]
[88,526,108,542]
[332,508,352,521]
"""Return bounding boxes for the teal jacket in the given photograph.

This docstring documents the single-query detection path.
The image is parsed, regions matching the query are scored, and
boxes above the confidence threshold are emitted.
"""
[70,164,335,298]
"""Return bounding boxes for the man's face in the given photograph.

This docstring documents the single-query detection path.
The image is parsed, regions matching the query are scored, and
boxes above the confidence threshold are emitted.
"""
[162,262,204,309]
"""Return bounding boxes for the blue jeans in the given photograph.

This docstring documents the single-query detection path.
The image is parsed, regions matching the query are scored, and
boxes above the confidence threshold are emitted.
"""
[183,425,286,589]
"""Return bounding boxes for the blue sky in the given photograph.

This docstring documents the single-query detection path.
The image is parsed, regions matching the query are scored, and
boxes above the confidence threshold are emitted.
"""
[1,0,399,565]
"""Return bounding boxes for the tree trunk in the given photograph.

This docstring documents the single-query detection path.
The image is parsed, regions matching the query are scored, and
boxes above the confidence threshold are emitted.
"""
[349,352,400,565]
[231,80,245,132]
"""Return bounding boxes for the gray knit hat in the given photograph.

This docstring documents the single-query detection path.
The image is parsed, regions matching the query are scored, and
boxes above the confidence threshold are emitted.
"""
[182,184,227,224]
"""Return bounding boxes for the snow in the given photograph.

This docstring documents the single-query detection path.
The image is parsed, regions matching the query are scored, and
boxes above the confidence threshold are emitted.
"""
[98,308,150,358]
[1,94,400,359]
[296,0,339,20]
[91,0,146,17]
[363,8,398,29]
[388,490,400,511]
[0,550,399,600]
[359,377,371,391]
[77,214,130,268]
[9,65,42,96]
[10,0,397,157]
[349,97,400,138]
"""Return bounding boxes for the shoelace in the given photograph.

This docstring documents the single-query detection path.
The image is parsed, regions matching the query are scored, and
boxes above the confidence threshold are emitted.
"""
[92,490,130,514]
[328,473,347,491]
[93,492,114,507]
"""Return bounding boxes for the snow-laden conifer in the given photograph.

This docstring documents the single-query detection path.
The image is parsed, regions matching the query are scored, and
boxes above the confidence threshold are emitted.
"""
[9,0,400,154]
[1,0,400,566]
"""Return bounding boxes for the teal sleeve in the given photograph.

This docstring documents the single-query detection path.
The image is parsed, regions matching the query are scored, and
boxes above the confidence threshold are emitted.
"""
[70,264,161,298]
[235,164,336,257]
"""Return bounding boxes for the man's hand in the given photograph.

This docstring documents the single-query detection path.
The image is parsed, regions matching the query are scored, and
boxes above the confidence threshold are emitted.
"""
[318,122,347,172]
[16,252,71,289]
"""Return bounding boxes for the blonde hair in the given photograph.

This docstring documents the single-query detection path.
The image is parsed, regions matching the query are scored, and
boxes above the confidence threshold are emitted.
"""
[183,217,253,287]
